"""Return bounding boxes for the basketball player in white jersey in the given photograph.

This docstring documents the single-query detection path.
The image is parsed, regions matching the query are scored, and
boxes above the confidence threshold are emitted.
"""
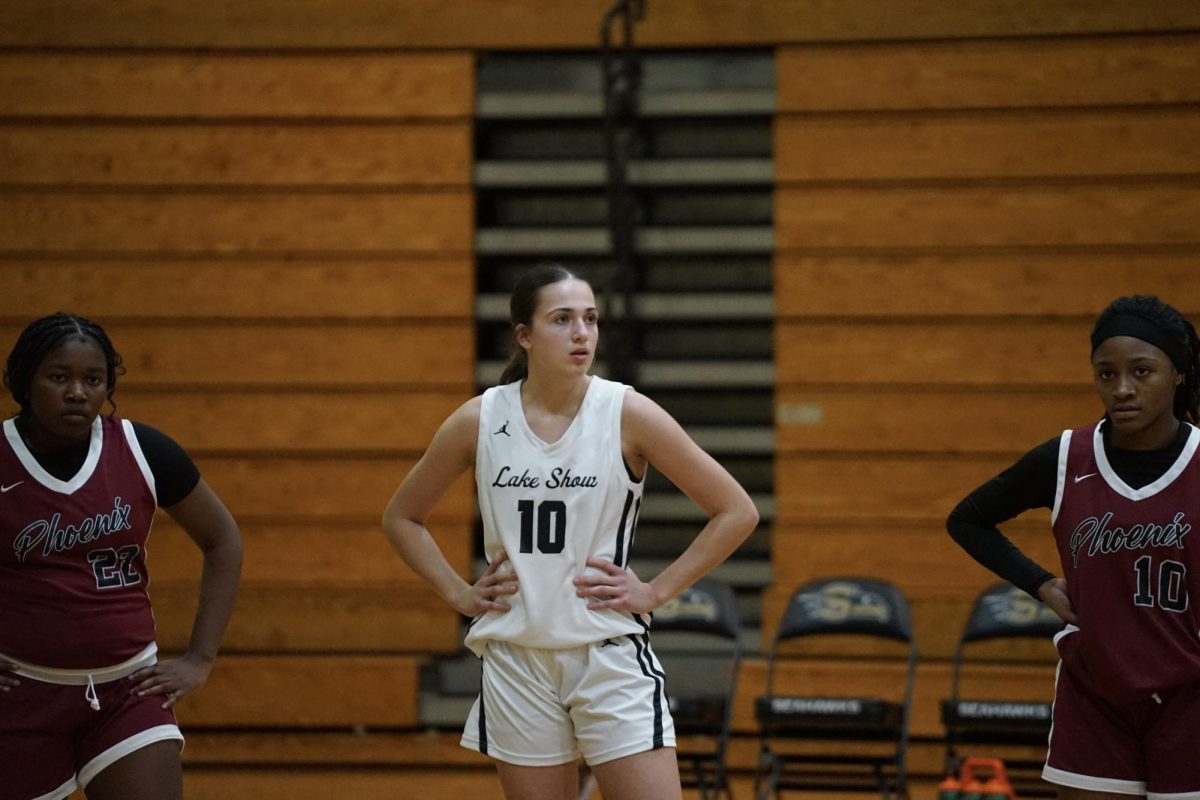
[383,264,759,800]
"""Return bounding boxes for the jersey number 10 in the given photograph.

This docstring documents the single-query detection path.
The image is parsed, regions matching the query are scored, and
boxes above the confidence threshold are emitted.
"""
[1133,555,1188,612]
[518,499,566,554]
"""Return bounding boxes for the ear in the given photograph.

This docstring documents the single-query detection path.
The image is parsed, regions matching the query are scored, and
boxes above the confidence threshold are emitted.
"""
[514,323,532,352]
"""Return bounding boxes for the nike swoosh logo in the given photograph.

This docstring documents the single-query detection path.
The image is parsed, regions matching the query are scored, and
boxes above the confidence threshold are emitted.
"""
[1074,473,1098,484]
[0,482,23,492]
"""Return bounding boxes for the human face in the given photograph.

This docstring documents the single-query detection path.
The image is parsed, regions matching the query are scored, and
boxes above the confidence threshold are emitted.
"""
[1091,335,1182,450]
[24,337,109,450]
[516,278,598,379]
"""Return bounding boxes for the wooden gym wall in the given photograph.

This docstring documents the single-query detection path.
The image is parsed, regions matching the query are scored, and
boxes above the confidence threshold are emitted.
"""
[3,1,1200,796]
[770,22,1200,744]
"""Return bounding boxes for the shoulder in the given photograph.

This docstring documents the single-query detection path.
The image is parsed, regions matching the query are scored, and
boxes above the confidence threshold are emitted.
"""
[125,420,201,506]
[619,386,668,426]
[619,387,682,448]
[126,420,190,458]
[430,394,485,465]
[444,394,484,435]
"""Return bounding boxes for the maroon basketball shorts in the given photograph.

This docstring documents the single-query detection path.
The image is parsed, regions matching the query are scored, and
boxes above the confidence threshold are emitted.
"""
[0,657,182,800]
[1044,659,1200,798]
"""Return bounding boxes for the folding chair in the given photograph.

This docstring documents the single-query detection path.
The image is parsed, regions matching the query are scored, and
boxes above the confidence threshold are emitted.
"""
[755,577,916,800]
[941,582,1062,798]
[652,579,743,800]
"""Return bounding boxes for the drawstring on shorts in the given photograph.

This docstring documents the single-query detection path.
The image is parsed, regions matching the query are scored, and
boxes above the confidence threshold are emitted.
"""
[84,673,100,711]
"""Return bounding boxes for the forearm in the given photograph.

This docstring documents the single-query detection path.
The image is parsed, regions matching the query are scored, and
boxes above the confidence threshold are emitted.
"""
[946,505,1055,598]
[648,505,758,605]
[184,537,243,664]
[384,518,472,607]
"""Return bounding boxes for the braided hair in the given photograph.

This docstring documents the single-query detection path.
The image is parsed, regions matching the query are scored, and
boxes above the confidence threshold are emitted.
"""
[4,312,125,414]
[1092,295,1200,424]
[498,264,583,385]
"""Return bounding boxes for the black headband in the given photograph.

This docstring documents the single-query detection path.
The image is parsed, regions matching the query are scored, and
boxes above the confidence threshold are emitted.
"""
[1091,312,1186,372]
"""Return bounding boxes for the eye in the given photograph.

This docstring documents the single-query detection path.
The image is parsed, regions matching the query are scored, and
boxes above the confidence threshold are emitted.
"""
[585,313,598,324]
[1096,369,1114,381]
[87,375,105,386]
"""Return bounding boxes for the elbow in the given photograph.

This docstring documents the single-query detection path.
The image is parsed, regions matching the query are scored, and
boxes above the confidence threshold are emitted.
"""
[745,500,761,532]
[732,497,760,541]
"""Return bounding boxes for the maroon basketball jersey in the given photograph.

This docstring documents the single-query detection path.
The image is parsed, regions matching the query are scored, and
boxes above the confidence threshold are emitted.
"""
[0,415,158,668]
[1052,421,1200,702]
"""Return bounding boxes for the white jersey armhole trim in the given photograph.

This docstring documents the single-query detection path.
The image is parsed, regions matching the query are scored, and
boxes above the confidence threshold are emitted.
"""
[1050,429,1072,526]
[122,419,157,504]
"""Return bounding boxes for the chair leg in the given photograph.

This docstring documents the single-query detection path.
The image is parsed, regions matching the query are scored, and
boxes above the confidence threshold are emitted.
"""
[754,753,782,800]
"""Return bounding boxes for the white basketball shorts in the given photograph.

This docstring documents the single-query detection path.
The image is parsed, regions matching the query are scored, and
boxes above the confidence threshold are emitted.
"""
[461,634,676,767]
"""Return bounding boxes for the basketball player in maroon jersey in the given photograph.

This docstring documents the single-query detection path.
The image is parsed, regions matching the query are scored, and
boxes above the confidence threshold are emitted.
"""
[948,295,1200,799]
[0,313,243,800]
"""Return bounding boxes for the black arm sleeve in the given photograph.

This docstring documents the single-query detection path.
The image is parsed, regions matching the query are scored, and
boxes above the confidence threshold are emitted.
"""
[130,422,202,508]
[946,436,1060,598]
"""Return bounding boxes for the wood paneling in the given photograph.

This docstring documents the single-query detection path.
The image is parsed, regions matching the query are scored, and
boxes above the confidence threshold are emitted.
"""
[182,731,491,765]
[119,392,470,451]
[777,108,1200,182]
[148,522,470,584]
[776,321,1090,387]
[775,456,1040,526]
[4,1,1197,48]
[778,34,1200,112]
[776,388,1092,454]
[0,191,473,255]
[775,253,1200,318]
[770,29,1199,740]
[0,124,472,186]
[180,770,500,800]
[0,53,473,118]
[152,585,464,653]
[1,4,480,782]
[173,655,423,727]
[0,260,472,321]
[195,456,473,521]
[0,325,471,387]
[768,526,1058,598]
[775,184,1200,250]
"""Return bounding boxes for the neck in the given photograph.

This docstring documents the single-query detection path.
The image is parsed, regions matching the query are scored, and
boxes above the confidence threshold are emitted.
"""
[16,412,91,454]
[1108,414,1182,451]
[520,372,590,415]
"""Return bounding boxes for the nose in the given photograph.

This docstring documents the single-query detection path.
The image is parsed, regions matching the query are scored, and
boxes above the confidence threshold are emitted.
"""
[571,318,588,340]
[1113,373,1136,399]
[64,378,88,400]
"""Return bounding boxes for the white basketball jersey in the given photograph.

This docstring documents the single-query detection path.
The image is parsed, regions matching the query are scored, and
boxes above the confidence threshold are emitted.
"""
[465,376,647,656]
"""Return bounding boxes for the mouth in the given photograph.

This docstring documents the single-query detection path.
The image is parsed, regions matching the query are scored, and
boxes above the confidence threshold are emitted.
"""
[61,408,90,421]
[1110,406,1140,418]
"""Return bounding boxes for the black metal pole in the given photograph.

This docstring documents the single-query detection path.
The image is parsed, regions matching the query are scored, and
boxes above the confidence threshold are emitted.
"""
[600,0,643,386]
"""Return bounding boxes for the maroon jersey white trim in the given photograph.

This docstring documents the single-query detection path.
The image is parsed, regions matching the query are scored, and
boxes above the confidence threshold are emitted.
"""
[1051,420,1200,702]
[0,415,159,669]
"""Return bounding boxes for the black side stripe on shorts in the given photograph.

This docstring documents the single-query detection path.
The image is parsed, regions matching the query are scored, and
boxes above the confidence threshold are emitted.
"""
[629,633,665,749]
[477,668,488,755]
[613,490,635,568]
